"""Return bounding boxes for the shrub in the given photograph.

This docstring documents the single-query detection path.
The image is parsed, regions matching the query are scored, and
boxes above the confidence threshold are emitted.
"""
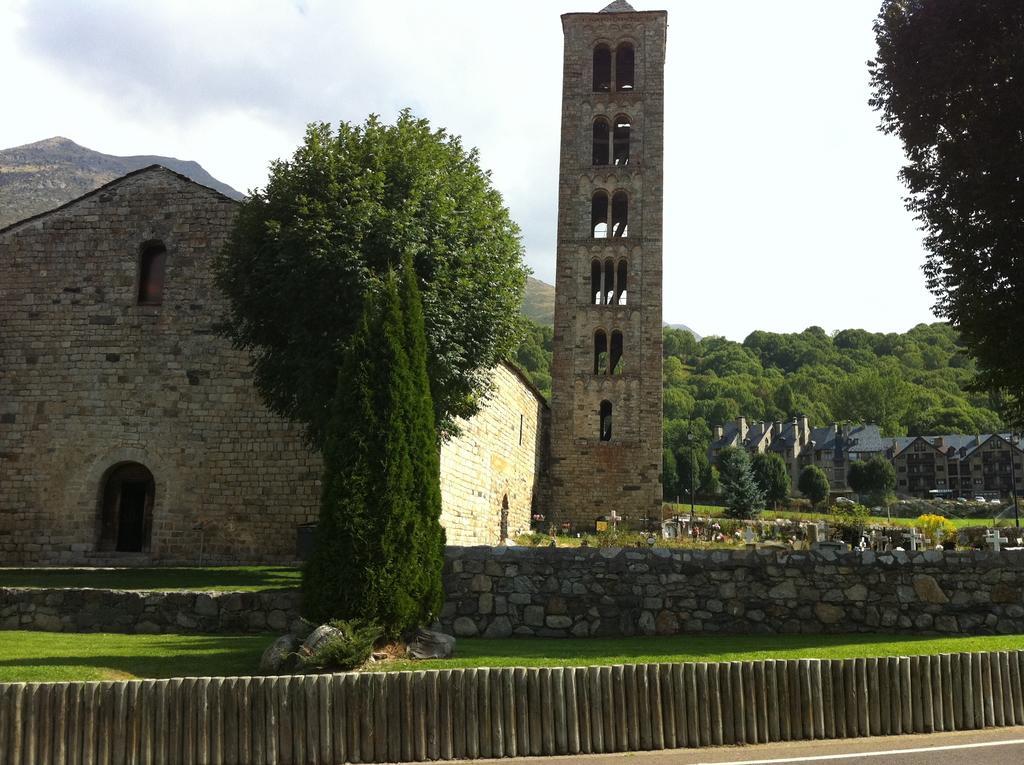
[300,620,382,672]
[916,514,957,546]
[831,503,871,543]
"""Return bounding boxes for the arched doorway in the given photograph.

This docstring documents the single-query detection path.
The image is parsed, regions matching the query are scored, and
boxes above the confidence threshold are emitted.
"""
[500,494,510,543]
[98,462,155,552]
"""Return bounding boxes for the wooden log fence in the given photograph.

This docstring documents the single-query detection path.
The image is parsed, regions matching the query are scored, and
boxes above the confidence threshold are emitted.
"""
[1,650,1023,764]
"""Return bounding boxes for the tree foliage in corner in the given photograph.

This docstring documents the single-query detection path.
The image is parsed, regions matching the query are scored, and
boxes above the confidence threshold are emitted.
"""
[215,111,528,448]
[302,259,445,636]
[718,447,765,519]
[798,465,831,507]
[870,1,1024,424]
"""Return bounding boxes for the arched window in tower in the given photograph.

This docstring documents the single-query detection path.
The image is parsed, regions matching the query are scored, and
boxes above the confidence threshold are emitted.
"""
[137,241,167,305]
[591,260,603,305]
[593,44,612,92]
[616,259,628,305]
[592,118,610,166]
[603,258,615,305]
[610,330,624,374]
[591,191,609,238]
[615,42,635,91]
[611,192,629,238]
[594,330,608,375]
[613,115,631,166]
[599,400,613,441]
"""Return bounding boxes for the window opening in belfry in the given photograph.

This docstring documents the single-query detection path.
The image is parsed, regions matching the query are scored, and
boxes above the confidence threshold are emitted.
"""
[611,192,628,237]
[613,115,631,165]
[137,241,167,305]
[591,191,609,238]
[599,400,613,441]
[594,330,608,375]
[610,330,624,374]
[592,118,610,165]
[593,45,612,92]
[616,259,628,305]
[615,43,635,91]
[603,258,615,305]
[591,260,603,305]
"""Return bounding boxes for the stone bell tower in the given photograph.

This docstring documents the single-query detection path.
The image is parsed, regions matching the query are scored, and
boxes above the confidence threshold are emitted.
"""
[549,1,666,530]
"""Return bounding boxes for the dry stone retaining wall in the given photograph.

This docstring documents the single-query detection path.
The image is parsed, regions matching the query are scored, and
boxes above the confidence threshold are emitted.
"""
[0,587,301,634]
[439,546,1024,639]
[1,651,1024,763]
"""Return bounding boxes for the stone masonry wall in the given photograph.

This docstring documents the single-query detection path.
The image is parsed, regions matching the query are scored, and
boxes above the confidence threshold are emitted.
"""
[439,546,1024,639]
[0,166,550,563]
[0,587,302,634]
[439,363,549,545]
[0,167,321,564]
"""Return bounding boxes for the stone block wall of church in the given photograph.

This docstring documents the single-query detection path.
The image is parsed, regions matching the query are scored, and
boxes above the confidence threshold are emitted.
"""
[439,363,549,546]
[0,168,322,565]
[0,167,549,564]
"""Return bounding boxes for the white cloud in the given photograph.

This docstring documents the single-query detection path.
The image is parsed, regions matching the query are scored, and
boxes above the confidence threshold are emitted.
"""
[1,0,937,340]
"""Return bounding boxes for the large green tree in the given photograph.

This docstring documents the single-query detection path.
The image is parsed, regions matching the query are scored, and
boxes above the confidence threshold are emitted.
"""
[751,452,790,508]
[846,455,897,508]
[870,1,1024,424]
[718,447,765,519]
[216,111,528,447]
[798,465,830,507]
[302,260,445,636]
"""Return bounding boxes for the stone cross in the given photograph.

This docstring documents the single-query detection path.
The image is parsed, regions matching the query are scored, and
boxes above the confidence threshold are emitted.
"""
[933,528,944,547]
[870,529,887,551]
[905,528,924,552]
[742,527,757,546]
[609,510,622,530]
[986,528,1008,552]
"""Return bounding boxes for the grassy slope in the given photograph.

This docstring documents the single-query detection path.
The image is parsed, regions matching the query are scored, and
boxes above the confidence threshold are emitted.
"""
[2,631,1022,683]
[0,566,301,592]
[0,632,275,683]
[375,634,1024,673]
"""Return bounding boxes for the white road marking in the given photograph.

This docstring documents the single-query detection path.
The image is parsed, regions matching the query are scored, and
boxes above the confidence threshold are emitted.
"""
[696,737,1024,765]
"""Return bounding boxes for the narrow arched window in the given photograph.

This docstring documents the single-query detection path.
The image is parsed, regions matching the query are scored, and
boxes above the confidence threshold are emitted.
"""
[611,192,628,238]
[610,330,624,374]
[592,118,610,165]
[591,191,609,238]
[591,260,603,305]
[613,115,631,166]
[600,400,613,442]
[594,330,608,375]
[593,45,612,92]
[616,259,628,305]
[138,241,166,305]
[615,43,635,91]
[603,259,615,305]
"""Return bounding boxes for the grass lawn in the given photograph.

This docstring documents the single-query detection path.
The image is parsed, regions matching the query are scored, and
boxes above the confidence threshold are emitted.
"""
[1,631,1022,683]
[0,566,301,592]
[0,631,275,683]
[373,633,1024,673]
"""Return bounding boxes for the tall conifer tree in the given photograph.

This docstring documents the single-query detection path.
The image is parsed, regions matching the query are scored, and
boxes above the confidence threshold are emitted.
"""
[303,262,444,636]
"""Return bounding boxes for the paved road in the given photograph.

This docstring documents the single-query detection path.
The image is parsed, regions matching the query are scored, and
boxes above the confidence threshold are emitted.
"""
[474,727,1024,765]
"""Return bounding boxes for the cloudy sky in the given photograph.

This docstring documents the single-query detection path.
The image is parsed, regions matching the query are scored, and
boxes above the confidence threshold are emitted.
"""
[0,0,937,340]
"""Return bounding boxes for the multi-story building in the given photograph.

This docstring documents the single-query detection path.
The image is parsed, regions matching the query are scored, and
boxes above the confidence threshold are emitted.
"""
[710,416,1023,500]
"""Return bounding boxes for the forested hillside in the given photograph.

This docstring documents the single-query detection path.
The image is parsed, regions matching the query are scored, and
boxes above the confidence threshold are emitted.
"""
[514,319,1007,496]
[517,320,1002,436]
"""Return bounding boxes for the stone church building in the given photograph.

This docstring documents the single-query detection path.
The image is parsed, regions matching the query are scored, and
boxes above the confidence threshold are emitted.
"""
[0,1,663,565]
